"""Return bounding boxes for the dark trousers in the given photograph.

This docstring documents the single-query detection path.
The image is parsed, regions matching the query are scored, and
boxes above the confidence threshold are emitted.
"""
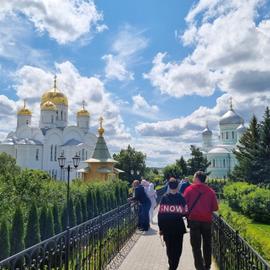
[163,233,184,270]
[138,202,150,230]
[189,220,212,270]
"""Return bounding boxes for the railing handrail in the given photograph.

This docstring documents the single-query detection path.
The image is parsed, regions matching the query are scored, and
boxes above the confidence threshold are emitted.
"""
[212,213,270,269]
[0,201,135,266]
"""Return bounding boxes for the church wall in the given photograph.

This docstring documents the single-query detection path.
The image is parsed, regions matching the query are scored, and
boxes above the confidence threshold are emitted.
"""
[219,124,239,145]
[16,144,43,170]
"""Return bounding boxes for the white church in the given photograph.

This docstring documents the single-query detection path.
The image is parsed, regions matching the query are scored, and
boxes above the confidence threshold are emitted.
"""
[201,100,246,178]
[0,76,97,180]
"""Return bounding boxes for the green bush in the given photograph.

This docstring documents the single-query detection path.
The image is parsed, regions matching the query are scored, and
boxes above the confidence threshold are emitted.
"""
[224,182,255,211]
[241,189,270,224]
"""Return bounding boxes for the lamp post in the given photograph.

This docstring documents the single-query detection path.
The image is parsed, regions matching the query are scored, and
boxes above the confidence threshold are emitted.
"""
[130,169,140,181]
[58,152,80,270]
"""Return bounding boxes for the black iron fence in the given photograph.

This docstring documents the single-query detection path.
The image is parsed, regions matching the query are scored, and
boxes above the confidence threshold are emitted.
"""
[212,213,270,270]
[0,202,138,270]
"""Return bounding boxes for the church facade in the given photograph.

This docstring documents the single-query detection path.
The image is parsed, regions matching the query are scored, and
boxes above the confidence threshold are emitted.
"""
[0,77,97,180]
[201,101,246,178]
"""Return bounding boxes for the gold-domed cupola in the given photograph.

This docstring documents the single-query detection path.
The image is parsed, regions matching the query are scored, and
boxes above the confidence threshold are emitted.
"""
[77,100,90,117]
[41,101,57,111]
[41,75,68,106]
[17,99,32,116]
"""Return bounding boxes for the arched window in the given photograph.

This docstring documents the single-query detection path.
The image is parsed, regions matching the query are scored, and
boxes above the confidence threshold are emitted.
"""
[213,159,216,167]
[221,132,224,140]
[51,115,54,123]
[56,111,58,120]
[36,149,39,161]
[26,120,29,125]
[50,145,53,161]
[232,131,235,139]
[86,150,88,159]
[226,132,229,139]
[54,145,57,161]
[223,159,226,168]
[61,111,63,120]
[82,149,85,160]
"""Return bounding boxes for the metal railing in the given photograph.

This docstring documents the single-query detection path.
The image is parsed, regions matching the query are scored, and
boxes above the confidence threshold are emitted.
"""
[0,202,138,270]
[212,213,270,270]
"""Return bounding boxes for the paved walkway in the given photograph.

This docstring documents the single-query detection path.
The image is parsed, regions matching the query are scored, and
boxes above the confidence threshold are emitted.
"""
[118,213,217,270]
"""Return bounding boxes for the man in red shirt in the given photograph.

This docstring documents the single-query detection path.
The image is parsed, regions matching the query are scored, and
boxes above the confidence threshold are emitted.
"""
[184,171,218,270]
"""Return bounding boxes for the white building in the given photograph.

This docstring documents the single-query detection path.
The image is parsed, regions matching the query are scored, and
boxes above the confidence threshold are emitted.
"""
[0,77,97,180]
[201,100,246,178]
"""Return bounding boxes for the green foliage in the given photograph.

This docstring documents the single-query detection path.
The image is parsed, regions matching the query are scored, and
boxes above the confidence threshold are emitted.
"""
[10,207,24,255]
[219,203,270,262]
[69,198,76,228]
[80,196,87,222]
[52,203,61,234]
[232,116,261,183]
[0,152,20,179]
[163,163,182,179]
[113,145,147,183]
[224,182,270,224]
[224,182,254,211]
[75,200,82,225]
[25,203,40,248]
[176,156,188,176]
[0,220,10,260]
[187,145,210,175]
[39,206,47,241]
[241,189,270,224]
[46,208,54,239]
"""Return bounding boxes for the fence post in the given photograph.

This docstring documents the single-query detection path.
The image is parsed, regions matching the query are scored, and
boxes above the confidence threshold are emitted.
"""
[219,215,223,270]
[235,230,240,270]
[65,228,70,270]
[117,205,120,253]
[99,214,103,270]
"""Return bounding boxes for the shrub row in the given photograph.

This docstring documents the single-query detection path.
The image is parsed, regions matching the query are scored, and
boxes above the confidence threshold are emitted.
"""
[224,182,270,224]
[219,203,270,263]
[0,179,128,260]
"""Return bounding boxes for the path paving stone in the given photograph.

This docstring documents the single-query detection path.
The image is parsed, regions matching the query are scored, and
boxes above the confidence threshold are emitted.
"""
[118,213,217,270]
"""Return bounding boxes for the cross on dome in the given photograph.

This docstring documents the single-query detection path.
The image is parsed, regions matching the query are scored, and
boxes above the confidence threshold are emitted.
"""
[98,116,105,137]
[53,75,57,91]
[229,97,233,110]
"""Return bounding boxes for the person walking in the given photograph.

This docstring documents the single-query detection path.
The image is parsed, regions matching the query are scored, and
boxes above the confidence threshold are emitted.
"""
[184,171,218,270]
[132,180,151,231]
[158,177,188,270]
[179,177,190,194]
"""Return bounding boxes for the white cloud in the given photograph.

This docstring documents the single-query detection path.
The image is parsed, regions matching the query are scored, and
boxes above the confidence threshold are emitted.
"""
[102,54,134,81]
[102,25,148,81]
[0,61,131,145]
[0,0,104,44]
[132,94,159,115]
[145,0,270,99]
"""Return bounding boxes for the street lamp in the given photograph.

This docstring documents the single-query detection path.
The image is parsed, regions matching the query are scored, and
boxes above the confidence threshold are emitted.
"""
[58,152,80,270]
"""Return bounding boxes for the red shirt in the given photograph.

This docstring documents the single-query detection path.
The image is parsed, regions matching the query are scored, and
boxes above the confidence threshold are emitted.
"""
[183,182,218,223]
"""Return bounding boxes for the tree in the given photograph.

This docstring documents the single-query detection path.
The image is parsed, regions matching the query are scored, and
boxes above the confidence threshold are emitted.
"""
[25,203,40,248]
[187,145,210,175]
[86,190,94,219]
[69,197,76,227]
[0,220,10,260]
[75,200,82,225]
[61,205,68,230]
[53,203,62,234]
[0,152,20,179]
[176,156,188,176]
[39,206,47,241]
[11,207,24,254]
[96,188,105,213]
[163,163,182,179]
[46,208,54,238]
[113,145,147,183]
[258,107,270,183]
[80,196,87,222]
[232,116,261,183]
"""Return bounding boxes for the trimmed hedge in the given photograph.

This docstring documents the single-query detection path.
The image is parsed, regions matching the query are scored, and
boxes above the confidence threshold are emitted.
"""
[224,182,270,224]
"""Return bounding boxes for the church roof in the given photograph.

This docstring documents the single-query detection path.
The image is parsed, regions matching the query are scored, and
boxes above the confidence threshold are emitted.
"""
[62,139,83,146]
[202,127,212,136]
[208,147,231,154]
[236,123,246,133]
[2,137,42,145]
[90,136,116,162]
[219,109,244,125]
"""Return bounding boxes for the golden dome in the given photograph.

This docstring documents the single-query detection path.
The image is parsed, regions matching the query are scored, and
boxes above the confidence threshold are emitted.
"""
[77,101,90,117]
[98,116,105,136]
[40,76,68,106]
[41,101,57,111]
[17,100,32,116]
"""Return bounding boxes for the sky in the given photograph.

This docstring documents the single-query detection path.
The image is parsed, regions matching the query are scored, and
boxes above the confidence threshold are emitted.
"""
[0,0,270,167]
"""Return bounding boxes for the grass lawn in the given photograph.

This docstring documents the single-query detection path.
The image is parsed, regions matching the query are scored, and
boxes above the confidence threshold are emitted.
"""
[219,202,270,263]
